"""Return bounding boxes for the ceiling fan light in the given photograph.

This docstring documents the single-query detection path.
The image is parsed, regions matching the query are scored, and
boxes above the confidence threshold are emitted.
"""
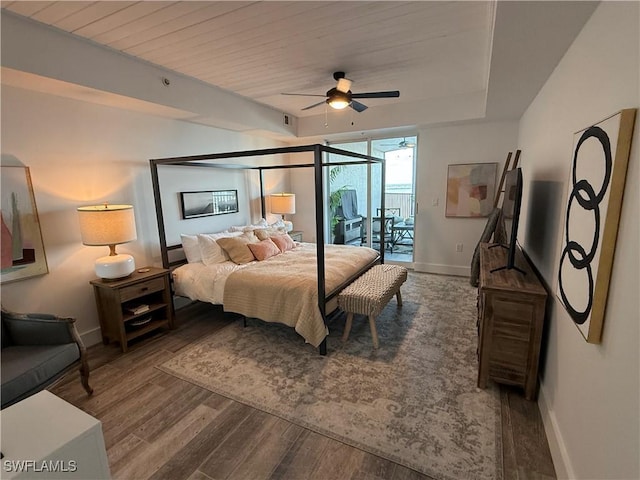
[328,98,350,110]
[327,91,351,110]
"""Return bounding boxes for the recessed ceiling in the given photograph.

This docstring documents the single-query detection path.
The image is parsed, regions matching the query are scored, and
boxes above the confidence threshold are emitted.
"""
[1,1,494,117]
[1,1,598,136]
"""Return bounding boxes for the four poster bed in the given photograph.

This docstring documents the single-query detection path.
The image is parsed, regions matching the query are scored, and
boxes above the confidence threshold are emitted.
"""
[150,144,388,354]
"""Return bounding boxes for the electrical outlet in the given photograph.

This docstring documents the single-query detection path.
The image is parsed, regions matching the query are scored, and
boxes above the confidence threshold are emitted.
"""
[456,243,463,252]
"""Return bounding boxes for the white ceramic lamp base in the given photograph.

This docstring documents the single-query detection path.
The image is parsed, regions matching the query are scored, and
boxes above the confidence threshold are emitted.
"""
[95,254,135,279]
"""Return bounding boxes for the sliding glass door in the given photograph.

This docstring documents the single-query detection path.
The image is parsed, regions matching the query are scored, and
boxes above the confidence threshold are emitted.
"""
[371,137,416,263]
[328,135,417,264]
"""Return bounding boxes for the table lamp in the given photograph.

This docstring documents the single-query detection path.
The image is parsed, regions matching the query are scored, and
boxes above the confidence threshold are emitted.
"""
[77,204,137,279]
[270,193,296,232]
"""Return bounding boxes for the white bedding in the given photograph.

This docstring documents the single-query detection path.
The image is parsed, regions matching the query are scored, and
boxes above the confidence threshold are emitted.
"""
[172,260,245,304]
[172,242,379,347]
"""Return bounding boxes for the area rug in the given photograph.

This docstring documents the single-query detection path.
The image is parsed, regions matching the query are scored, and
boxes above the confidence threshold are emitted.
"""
[159,272,502,480]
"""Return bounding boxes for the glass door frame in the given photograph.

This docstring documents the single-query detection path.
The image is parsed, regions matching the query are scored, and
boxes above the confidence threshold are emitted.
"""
[326,134,418,265]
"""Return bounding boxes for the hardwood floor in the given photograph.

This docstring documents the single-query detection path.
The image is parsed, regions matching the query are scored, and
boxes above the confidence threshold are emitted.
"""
[50,302,556,480]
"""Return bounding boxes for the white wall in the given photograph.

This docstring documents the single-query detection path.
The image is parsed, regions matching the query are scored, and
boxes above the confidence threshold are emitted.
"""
[414,121,519,275]
[291,122,518,270]
[517,2,639,478]
[1,85,283,345]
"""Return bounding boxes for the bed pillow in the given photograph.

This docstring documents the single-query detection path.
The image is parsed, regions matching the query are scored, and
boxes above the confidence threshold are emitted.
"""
[180,234,202,263]
[197,231,243,265]
[247,238,280,261]
[270,234,295,253]
[269,218,287,229]
[229,218,269,233]
[216,234,257,264]
[254,227,285,241]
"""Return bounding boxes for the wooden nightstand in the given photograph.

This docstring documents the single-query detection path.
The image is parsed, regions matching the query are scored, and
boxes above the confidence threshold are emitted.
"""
[289,230,303,242]
[90,267,174,352]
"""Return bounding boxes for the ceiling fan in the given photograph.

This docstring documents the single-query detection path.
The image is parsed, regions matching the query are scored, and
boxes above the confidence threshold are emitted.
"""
[381,138,416,149]
[282,71,400,113]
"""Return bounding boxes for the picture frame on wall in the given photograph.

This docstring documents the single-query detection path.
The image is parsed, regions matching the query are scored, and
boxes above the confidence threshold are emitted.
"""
[180,190,239,219]
[445,163,498,218]
[1,166,49,284]
[557,108,636,344]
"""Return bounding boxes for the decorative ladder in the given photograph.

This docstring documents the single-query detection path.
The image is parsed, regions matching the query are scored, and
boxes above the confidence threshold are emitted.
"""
[493,149,521,208]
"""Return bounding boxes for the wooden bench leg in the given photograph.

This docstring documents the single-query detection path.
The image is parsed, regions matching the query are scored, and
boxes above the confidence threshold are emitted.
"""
[368,314,379,349]
[396,289,403,307]
[342,312,354,342]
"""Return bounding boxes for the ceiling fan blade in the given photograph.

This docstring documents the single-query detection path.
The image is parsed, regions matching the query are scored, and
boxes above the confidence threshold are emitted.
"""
[282,93,326,97]
[350,100,368,113]
[351,91,400,99]
[301,100,327,111]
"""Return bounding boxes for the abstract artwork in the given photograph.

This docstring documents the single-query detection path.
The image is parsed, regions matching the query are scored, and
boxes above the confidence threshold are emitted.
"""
[557,109,636,343]
[180,190,238,219]
[1,166,48,284]
[446,163,497,217]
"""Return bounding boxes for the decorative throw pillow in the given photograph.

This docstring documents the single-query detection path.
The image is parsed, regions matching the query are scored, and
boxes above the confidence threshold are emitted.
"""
[247,238,280,261]
[270,234,295,253]
[180,234,201,263]
[216,235,257,264]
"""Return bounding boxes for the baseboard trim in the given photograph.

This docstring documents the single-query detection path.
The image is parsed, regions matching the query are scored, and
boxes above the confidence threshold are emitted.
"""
[80,327,104,347]
[538,383,574,479]
[413,262,470,277]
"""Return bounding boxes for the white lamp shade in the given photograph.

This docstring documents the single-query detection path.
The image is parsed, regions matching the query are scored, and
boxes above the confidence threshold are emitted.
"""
[270,193,296,215]
[77,204,137,279]
[77,204,137,246]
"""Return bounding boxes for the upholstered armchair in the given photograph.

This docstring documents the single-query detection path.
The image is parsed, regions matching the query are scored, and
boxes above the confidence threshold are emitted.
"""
[1,307,93,408]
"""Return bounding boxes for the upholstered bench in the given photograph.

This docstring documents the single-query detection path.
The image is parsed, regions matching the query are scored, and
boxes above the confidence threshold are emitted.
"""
[338,264,408,348]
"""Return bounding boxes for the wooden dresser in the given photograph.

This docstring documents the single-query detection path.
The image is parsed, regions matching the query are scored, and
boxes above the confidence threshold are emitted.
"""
[477,243,547,400]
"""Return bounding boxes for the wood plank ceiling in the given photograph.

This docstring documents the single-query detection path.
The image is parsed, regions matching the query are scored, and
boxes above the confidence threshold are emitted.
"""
[1,1,494,118]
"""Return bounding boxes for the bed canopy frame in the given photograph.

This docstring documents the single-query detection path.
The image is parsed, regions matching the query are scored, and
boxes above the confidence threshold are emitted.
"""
[149,144,386,354]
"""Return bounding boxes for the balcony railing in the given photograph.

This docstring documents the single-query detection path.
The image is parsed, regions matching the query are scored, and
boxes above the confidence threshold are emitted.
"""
[385,192,414,219]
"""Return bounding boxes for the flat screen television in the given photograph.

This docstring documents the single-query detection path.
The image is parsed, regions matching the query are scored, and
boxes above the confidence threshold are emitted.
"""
[491,167,525,274]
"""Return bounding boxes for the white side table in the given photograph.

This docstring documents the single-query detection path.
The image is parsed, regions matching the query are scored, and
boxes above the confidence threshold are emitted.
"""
[0,391,110,479]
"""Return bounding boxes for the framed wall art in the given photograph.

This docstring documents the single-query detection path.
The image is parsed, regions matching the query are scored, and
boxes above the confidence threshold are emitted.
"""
[1,166,49,284]
[557,108,636,343]
[180,190,239,219]
[445,163,498,217]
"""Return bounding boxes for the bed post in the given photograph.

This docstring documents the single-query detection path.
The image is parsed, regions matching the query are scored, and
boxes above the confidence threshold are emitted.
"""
[314,145,327,356]
[380,156,386,264]
[150,159,169,269]
[259,168,266,219]
[150,145,385,357]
